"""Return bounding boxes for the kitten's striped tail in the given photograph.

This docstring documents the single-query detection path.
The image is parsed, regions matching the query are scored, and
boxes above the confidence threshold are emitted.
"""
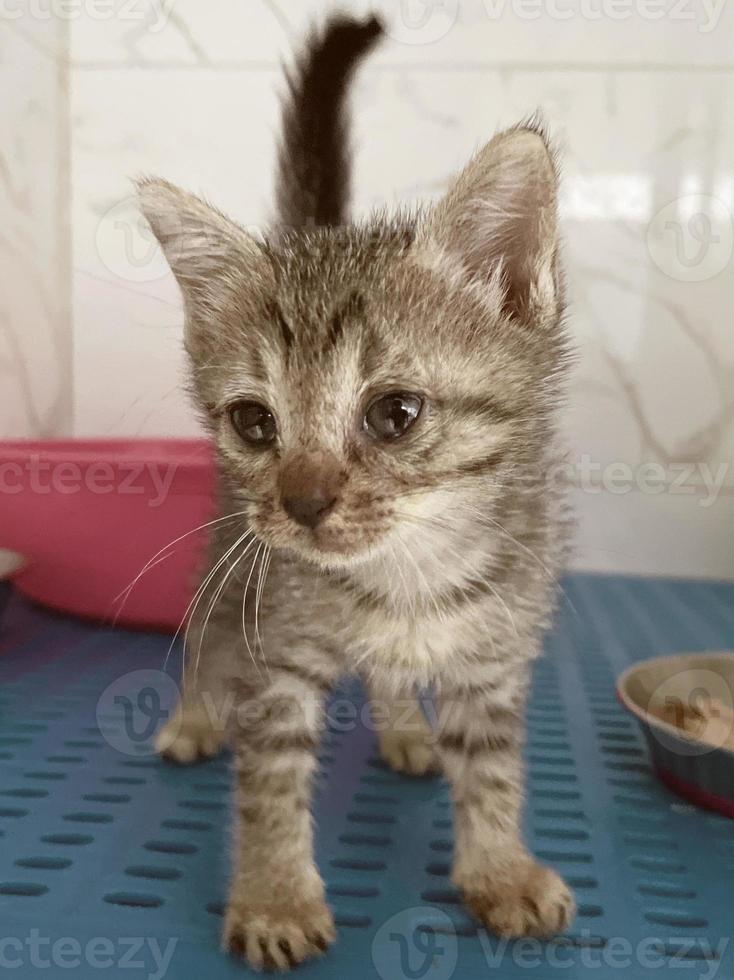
[275,13,384,230]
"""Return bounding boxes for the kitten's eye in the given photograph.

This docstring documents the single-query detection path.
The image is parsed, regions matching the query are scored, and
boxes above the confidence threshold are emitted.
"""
[229,401,277,446]
[364,392,422,441]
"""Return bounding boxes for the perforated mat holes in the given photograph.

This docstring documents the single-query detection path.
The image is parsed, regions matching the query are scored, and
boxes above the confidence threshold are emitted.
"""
[144,840,198,855]
[0,807,29,818]
[654,941,722,962]
[415,919,478,939]
[535,808,587,820]
[623,833,677,849]
[339,832,392,847]
[353,793,398,805]
[535,828,590,841]
[645,911,709,929]
[125,865,182,881]
[613,791,656,806]
[629,856,687,874]
[421,888,461,905]
[600,746,645,759]
[597,731,637,743]
[566,876,599,890]
[360,773,400,787]
[0,882,48,897]
[532,753,576,767]
[594,718,632,730]
[326,884,380,899]
[531,789,582,801]
[529,772,579,784]
[161,818,212,832]
[178,799,226,812]
[63,812,114,825]
[330,858,386,872]
[536,850,594,864]
[604,762,650,775]
[41,833,94,846]
[532,740,572,753]
[24,771,66,781]
[1,787,48,799]
[333,913,372,928]
[104,892,163,909]
[346,812,396,826]
[15,857,72,871]
[83,792,131,804]
[637,883,697,900]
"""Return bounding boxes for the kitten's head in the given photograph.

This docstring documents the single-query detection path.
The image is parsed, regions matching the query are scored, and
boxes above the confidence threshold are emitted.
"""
[139,126,567,571]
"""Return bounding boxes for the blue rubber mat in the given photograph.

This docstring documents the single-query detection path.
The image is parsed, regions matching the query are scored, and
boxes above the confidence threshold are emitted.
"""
[1,574,733,979]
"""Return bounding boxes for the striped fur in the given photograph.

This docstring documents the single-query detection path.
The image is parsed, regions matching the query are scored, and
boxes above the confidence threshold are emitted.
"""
[144,13,574,972]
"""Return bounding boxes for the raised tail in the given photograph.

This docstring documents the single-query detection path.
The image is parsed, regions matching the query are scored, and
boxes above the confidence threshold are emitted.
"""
[275,13,384,229]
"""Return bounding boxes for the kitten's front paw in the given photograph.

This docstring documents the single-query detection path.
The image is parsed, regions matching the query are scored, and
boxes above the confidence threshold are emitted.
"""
[155,705,224,764]
[378,731,441,777]
[461,859,575,938]
[223,896,335,972]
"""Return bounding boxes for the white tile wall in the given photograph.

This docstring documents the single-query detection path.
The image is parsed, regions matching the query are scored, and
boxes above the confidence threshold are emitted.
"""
[4,1,734,577]
[0,17,71,437]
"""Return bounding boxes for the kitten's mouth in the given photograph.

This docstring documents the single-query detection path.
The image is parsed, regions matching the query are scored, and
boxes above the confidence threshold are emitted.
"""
[297,526,379,567]
[248,502,391,569]
[254,518,385,569]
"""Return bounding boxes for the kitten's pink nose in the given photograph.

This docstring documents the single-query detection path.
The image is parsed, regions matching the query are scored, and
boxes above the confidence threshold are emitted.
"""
[279,451,344,529]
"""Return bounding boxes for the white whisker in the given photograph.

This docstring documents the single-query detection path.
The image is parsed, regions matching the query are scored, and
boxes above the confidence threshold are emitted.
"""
[113,509,248,622]
[165,527,253,684]
[254,545,271,666]
[194,533,259,685]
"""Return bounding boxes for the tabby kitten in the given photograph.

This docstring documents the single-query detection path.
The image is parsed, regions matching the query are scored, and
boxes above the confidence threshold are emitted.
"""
[141,13,574,972]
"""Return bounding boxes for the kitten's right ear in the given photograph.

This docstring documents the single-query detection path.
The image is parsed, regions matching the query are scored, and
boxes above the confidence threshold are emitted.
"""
[137,177,265,346]
[415,124,560,324]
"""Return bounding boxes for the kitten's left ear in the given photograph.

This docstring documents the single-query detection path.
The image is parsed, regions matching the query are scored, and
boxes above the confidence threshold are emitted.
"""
[137,177,266,348]
[416,123,560,323]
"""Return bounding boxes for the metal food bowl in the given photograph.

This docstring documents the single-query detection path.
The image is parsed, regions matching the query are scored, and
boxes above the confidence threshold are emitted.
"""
[617,652,734,818]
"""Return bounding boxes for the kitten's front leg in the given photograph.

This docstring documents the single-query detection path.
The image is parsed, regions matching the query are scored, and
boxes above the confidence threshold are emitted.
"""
[435,678,575,938]
[224,660,339,971]
[367,682,440,776]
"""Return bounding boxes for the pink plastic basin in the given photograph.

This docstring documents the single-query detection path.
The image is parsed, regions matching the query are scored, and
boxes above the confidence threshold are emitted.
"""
[0,439,216,631]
